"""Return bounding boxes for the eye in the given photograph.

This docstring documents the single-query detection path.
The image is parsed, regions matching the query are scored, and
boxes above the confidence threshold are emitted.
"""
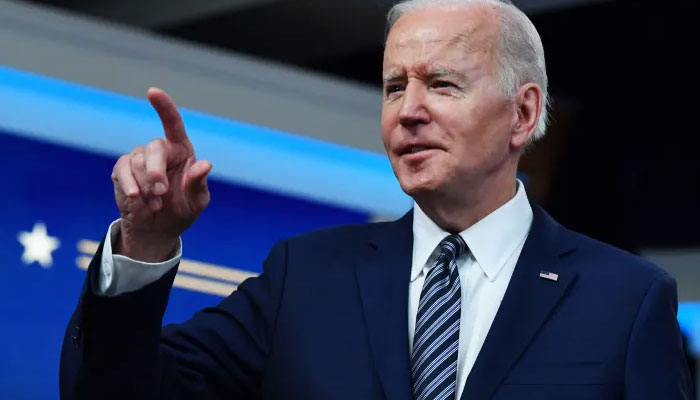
[433,80,455,89]
[385,84,404,96]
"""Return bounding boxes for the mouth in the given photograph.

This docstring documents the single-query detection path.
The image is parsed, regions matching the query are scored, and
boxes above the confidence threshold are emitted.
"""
[404,146,431,154]
[398,144,442,156]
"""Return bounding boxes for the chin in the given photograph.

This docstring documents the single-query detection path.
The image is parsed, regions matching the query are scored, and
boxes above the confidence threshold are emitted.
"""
[397,173,444,198]
[392,153,451,196]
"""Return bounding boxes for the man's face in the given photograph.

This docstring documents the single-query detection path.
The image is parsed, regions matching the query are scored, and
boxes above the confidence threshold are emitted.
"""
[381,6,517,199]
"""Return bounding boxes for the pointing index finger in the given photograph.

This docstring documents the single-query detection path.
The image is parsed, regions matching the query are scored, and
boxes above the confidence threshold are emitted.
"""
[147,87,189,144]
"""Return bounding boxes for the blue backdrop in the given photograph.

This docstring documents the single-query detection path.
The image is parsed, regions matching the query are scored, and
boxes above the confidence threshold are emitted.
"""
[0,130,370,399]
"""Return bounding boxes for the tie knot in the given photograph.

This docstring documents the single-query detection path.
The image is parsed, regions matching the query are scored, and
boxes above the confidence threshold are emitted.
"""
[439,234,468,261]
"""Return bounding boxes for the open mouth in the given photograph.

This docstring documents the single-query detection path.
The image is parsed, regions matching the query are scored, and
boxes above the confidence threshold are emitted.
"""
[406,146,431,154]
[400,145,440,156]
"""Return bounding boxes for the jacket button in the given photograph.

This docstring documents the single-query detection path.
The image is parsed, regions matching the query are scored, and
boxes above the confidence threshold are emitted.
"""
[71,324,81,343]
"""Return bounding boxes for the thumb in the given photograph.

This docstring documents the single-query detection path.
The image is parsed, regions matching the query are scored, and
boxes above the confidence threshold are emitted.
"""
[185,160,212,213]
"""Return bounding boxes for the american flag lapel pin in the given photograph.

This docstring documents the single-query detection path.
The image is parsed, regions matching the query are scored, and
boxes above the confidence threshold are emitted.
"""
[539,270,559,282]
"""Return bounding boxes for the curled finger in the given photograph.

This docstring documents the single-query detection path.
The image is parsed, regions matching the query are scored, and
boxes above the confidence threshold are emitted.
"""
[145,138,169,195]
[112,155,139,198]
[131,152,162,211]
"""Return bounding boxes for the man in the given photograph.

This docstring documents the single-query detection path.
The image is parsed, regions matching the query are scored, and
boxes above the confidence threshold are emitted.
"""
[60,0,692,399]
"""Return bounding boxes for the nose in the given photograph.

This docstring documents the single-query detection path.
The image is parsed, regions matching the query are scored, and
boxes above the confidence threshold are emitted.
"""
[398,82,430,128]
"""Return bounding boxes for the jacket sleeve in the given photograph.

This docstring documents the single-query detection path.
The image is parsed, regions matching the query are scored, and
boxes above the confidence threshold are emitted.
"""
[59,237,289,400]
[624,272,693,399]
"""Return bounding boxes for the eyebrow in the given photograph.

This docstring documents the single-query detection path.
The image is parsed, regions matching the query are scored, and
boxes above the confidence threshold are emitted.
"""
[382,66,467,84]
[427,67,466,80]
[382,71,404,83]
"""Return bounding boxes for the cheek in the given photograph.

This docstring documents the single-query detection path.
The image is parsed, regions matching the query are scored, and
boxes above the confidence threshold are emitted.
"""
[380,110,398,150]
[437,105,511,167]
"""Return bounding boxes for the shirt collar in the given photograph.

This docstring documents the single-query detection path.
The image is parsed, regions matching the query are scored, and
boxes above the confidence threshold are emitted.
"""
[411,179,533,282]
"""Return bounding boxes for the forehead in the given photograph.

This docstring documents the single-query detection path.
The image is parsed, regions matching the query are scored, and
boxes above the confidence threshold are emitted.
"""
[383,6,500,74]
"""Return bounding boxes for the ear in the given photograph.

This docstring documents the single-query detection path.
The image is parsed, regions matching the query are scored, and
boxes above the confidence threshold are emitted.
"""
[510,83,542,150]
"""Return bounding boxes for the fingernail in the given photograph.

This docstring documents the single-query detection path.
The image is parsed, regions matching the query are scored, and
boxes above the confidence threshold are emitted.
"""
[154,182,166,195]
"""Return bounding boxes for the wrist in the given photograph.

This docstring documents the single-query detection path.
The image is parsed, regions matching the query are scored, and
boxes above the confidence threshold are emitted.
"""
[115,220,179,262]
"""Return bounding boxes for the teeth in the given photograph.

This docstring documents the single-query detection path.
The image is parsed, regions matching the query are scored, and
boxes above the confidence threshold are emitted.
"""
[410,146,427,153]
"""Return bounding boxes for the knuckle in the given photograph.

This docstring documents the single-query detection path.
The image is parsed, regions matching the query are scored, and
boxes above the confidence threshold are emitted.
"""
[130,145,145,156]
[116,154,129,166]
[148,137,165,150]
[131,152,146,169]
[113,156,128,177]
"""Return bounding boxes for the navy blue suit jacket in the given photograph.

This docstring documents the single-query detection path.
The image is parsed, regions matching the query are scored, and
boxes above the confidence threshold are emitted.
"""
[60,206,692,399]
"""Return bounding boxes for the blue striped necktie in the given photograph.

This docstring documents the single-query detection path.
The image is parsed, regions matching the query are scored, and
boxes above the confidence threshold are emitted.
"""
[412,234,468,400]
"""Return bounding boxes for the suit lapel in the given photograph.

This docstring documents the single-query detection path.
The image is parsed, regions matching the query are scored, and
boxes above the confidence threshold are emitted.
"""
[461,205,578,400]
[355,210,414,400]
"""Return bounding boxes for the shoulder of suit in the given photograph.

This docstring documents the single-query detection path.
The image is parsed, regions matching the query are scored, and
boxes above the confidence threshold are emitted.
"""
[283,219,396,249]
[559,227,671,285]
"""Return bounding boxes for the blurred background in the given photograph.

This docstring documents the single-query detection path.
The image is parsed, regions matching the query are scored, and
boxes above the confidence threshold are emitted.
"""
[0,0,698,398]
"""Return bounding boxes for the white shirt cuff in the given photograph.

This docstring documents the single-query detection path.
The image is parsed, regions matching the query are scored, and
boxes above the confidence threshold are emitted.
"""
[98,219,182,297]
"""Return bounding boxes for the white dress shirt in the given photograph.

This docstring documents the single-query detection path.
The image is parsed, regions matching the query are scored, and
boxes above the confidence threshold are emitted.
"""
[409,181,532,399]
[97,181,533,399]
[97,220,180,296]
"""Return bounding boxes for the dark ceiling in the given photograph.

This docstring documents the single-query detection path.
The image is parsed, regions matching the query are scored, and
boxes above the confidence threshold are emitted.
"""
[21,0,608,86]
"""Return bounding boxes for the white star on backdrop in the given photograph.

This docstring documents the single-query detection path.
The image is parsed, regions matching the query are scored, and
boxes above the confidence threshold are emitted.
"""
[17,222,61,268]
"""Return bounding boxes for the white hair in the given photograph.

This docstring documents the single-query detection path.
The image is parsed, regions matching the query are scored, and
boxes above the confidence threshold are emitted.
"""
[387,0,550,145]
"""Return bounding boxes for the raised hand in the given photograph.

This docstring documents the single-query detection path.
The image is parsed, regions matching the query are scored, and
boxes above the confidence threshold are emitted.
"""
[111,88,212,262]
